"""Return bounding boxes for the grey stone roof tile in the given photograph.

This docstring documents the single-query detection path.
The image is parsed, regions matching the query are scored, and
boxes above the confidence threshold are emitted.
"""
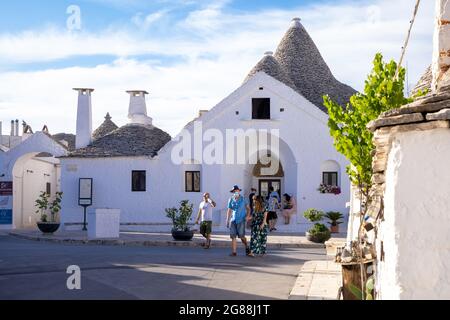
[64,123,171,158]
[92,113,119,141]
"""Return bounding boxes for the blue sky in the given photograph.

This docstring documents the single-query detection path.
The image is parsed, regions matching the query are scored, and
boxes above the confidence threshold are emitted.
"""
[0,0,435,136]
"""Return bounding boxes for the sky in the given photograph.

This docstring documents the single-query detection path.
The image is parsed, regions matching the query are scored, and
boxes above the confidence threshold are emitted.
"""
[0,0,435,137]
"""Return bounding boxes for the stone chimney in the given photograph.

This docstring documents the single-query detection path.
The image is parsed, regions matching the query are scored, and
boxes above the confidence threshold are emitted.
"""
[10,120,14,136]
[15,120,19,136]
[74,88,94,149]
[127,90,152,126]
[432,0,450,91]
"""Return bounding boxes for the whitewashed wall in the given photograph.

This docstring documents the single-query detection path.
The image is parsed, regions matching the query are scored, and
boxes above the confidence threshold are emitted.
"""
[376,128,450,299]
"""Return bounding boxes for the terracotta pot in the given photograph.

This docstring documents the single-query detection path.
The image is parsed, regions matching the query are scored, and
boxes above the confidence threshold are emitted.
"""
[330,225,339,234]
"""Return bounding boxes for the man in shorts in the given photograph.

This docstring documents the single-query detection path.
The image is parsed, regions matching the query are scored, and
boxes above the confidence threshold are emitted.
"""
[195,192,216,249]
[226,185,251,256]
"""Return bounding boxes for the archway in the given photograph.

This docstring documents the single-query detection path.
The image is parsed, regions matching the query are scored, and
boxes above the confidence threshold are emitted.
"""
[1,132,68,229]
[243,133,298,202]
[251,152,285,199]
[12,152,61,229]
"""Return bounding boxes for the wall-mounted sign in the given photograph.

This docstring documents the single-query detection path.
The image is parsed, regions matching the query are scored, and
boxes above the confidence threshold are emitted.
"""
[0,182,13,196]
[79,178,93,206]
[0,209,12,225]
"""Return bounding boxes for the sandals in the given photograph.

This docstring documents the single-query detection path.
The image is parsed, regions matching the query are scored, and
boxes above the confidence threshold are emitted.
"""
[229,252,237,257]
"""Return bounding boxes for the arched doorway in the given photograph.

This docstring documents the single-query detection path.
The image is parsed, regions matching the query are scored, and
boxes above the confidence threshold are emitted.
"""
[1,132,68,229]
[12,152,61,229]
[252,153,285,199]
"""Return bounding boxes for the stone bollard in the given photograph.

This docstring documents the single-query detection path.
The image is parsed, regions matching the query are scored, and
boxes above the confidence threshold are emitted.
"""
[87,209,120,239]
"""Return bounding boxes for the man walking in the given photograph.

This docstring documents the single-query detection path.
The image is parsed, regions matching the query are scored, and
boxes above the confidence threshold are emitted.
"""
[226,185,251,256]
[195,192,216,249]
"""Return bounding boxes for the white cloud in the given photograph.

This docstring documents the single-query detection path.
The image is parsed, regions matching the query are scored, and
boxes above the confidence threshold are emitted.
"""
[132,10,168,30]
[0,0,435,137]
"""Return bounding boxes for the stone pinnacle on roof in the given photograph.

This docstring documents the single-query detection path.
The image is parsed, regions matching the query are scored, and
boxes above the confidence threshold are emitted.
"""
[92,112,119,141]
[245,18,356,113]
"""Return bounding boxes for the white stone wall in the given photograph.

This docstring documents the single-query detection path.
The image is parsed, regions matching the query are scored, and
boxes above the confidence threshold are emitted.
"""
[376,128,450,299]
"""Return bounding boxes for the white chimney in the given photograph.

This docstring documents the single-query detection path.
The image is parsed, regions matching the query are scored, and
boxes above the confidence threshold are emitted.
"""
[15,120,19,136]
[74,88,94,149]
[127,90,152,126]
[10,120,14,136]
[432,0,450,91]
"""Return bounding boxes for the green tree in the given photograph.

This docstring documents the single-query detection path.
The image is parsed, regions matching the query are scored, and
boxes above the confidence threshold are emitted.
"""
[323,53,414,200]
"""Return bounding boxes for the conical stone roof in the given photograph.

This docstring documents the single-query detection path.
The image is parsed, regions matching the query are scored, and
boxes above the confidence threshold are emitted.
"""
[245,52,297,90]
[92,113,119,141]
[245,18,356,113]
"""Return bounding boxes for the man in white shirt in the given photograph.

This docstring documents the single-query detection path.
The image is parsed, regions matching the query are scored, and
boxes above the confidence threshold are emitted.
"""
[195,192,216,249]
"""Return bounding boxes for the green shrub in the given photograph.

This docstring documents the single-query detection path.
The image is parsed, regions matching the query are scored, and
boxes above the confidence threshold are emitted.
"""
[165,200,194,232]
[303,208,325,222]
[304,208,331,243]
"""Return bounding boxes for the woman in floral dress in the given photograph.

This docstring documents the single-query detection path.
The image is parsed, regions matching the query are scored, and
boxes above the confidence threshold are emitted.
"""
[249,195,269,257]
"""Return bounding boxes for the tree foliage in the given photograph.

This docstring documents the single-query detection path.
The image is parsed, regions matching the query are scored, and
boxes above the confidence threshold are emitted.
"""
[324,53,414,196]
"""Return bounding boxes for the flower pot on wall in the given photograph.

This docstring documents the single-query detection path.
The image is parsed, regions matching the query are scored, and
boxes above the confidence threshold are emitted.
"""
[172,230,194,241]
[37,222,60,234]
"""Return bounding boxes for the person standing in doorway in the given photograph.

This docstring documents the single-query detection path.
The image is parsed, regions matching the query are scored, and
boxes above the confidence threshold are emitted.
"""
[226,185,252,256]
[266,186,280,232]
[195,192,216,249]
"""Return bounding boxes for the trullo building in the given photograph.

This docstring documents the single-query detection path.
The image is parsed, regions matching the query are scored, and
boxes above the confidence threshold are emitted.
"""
[55,18,356,232]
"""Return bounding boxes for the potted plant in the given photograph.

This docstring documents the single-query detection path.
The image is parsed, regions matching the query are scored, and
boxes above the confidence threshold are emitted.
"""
[35,191,62,234]
[304,208,331,243]
[166,200,194,241]
[325,211,344,233]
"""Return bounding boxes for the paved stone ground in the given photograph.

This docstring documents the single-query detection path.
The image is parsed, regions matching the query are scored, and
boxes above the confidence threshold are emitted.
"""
[0,233,328,300]
[8,229,345,249]
[289,260,342,300]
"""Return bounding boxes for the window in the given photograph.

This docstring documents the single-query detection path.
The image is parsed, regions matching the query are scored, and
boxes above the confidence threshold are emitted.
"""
[252,98,271,120]
[46,183,51,195]
[323,172,338,186]
[132,171,146,192]
[185,171,201,192]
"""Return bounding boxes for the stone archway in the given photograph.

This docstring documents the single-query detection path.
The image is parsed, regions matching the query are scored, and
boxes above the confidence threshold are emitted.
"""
[251,153,285,198]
